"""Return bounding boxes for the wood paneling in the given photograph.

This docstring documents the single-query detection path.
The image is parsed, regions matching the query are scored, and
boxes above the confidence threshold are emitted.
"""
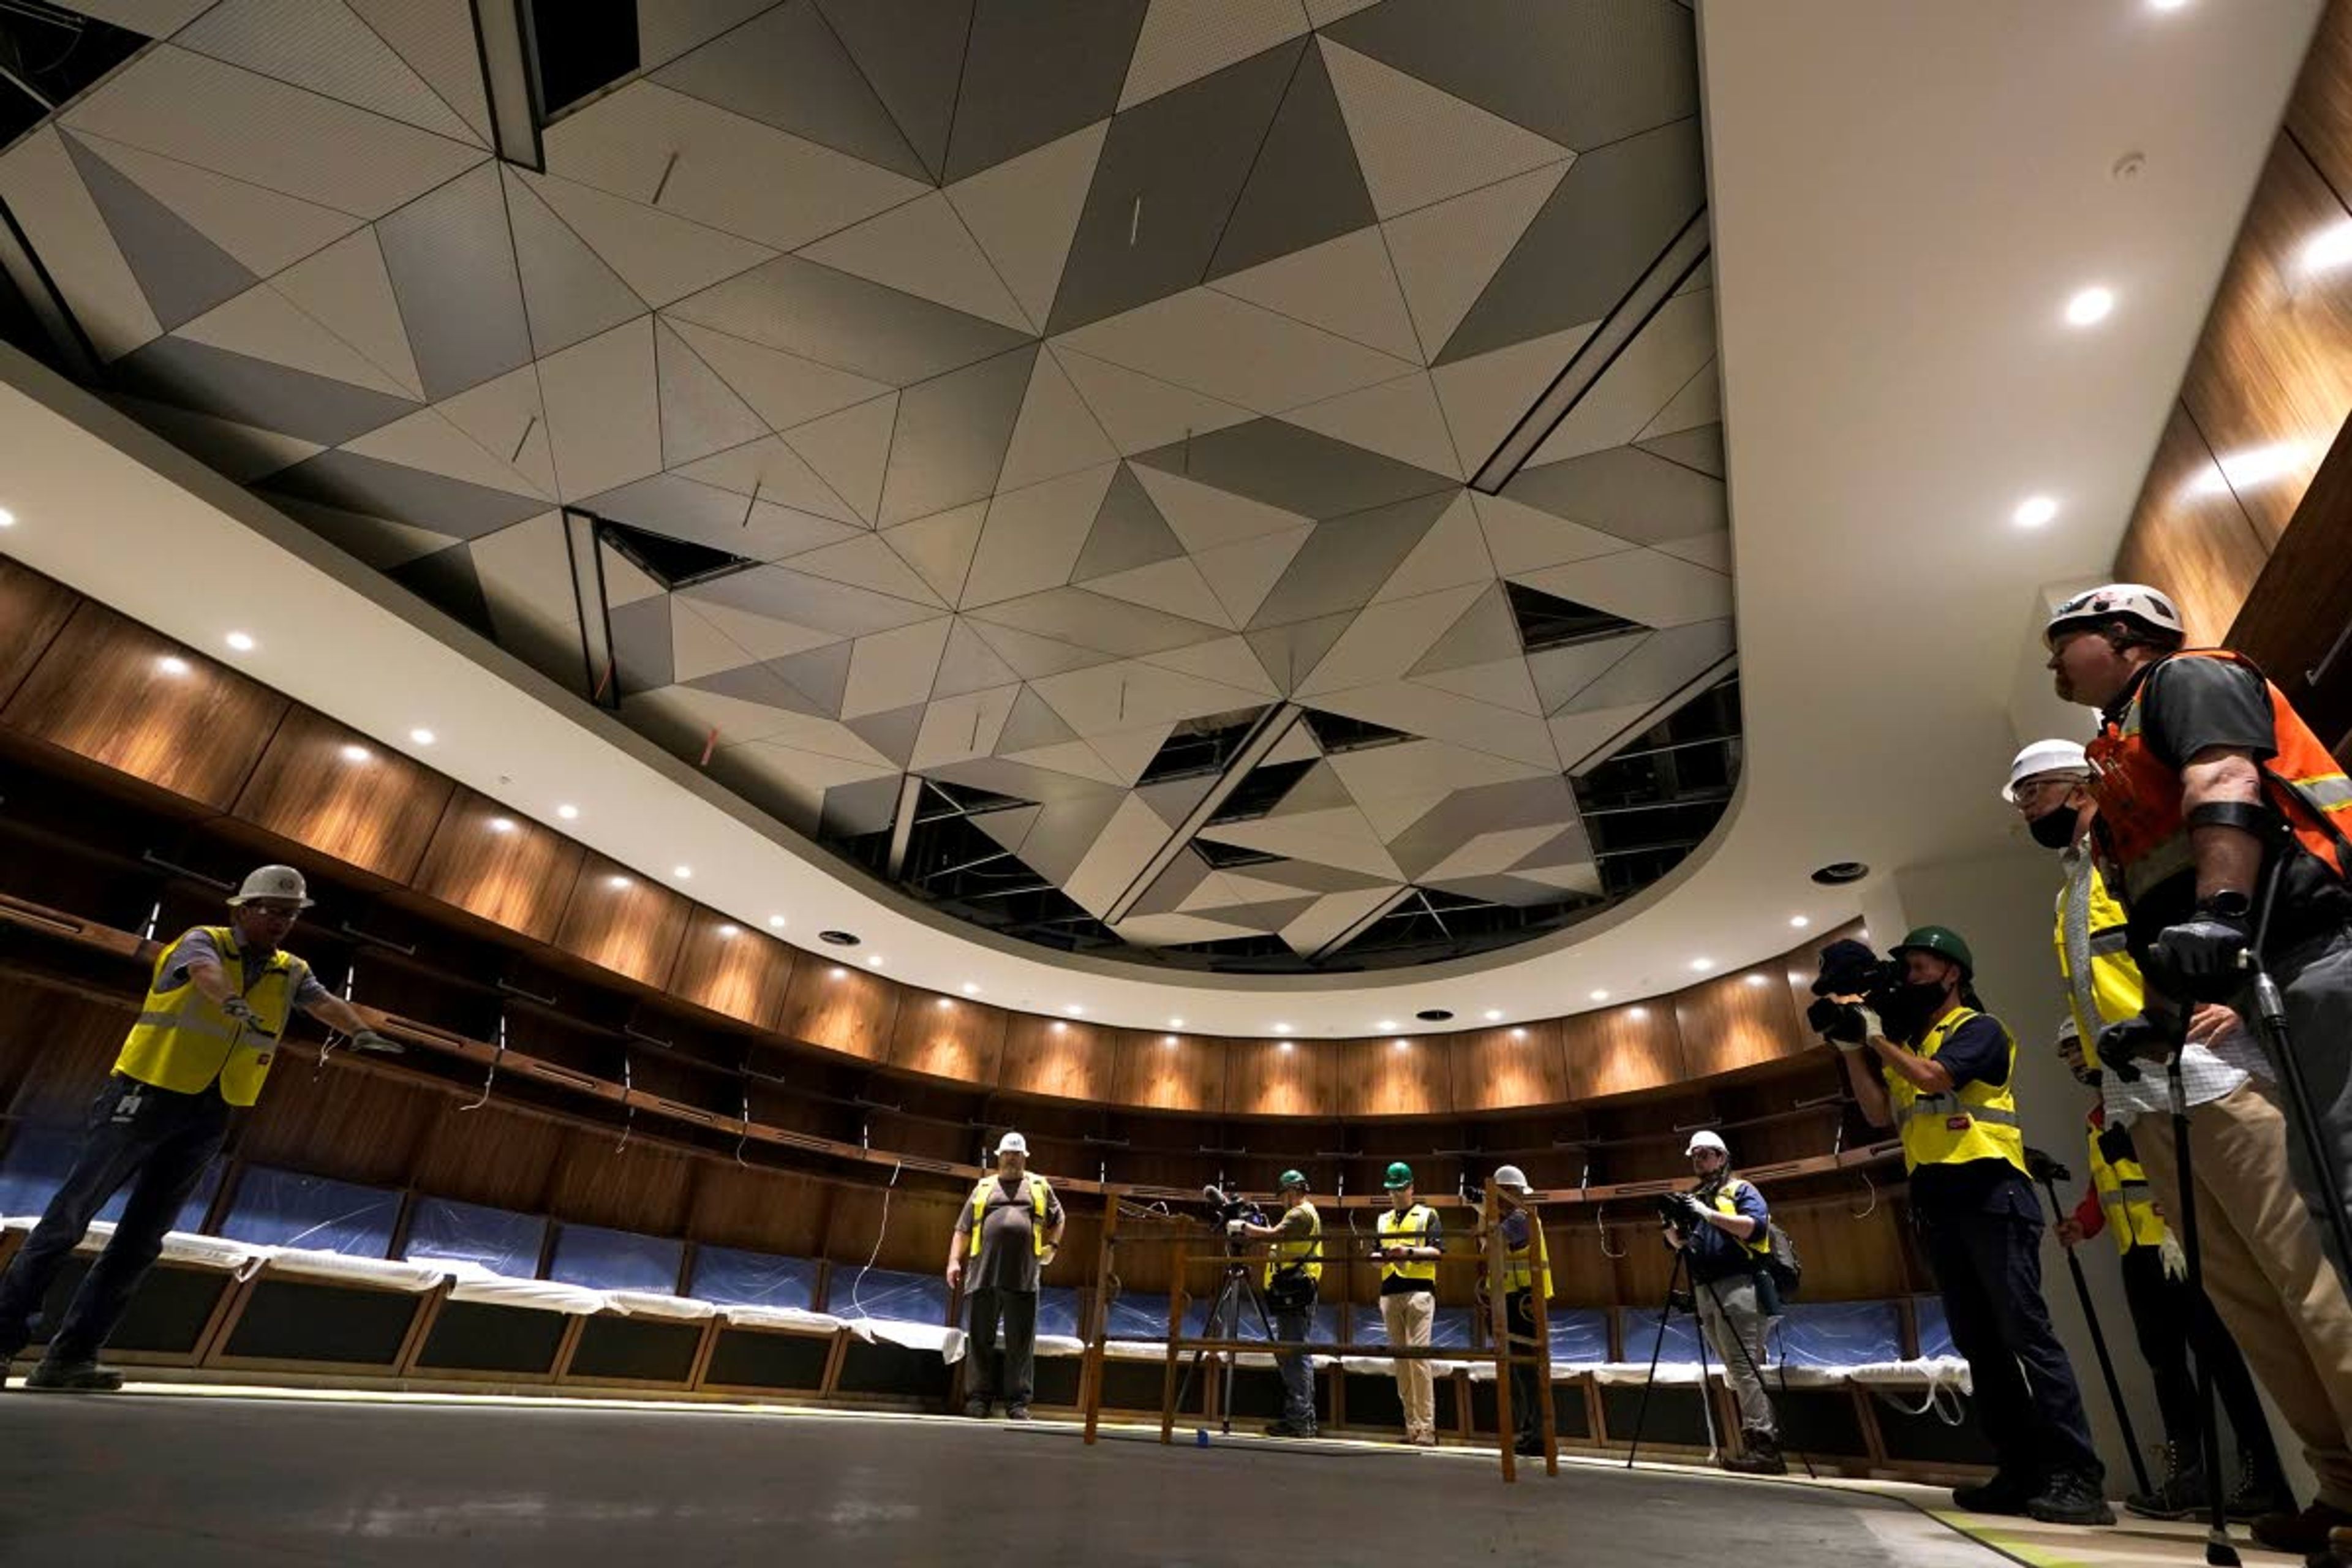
[1448,1022,1569,1112]
[2288,0,2352,220]
[231,706,453,884]
[1562,1002,1687,1102]
[0,988,139,1125]
[668,908,795,1031]
[1,602,285,809]
[774,959,896,1063]
[1675,968,1807,1080]
[238,1068,435,1186]
[552,853,690,990]
[687,1164,829,1257]
[885,991,1006,1084]
[2116,404,2281,647]
[0,556,78,710]
[544,1127,695,1235]
[1340,1033,1449,1118]
[410,788,584,944]
[2231,413,2352,750]
[1221,1039,1341,1118]
[2177,135,2352,546]
[997,1015,1115,1102]
[1110,1029,1221,1113]
[407,1102,568,1213]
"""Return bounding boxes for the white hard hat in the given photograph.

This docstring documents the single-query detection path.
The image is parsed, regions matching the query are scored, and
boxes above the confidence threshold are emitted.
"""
[1685,1130,1728,1158]
[2044,583,2184,649]
[2002,739,2090,803]
[1491,1164,1531,1193]
[995,1132,1028,1156]
[227,865,312,908]
[2055,1016,2080,1046]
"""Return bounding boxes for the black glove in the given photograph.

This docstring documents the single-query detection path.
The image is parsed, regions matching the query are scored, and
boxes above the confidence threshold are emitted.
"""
[221,996,259,1023]
[347,1028,403,1055]
[2150,907,2252,1003]
[2095,1012,2178,1065]
[1673,1193,1708,1229]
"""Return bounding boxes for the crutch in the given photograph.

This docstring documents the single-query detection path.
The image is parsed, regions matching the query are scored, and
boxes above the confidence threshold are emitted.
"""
[2026,1148,2153,1498]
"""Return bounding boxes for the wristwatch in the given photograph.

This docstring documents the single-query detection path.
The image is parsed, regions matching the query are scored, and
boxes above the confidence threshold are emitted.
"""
[2198,891,2253,921]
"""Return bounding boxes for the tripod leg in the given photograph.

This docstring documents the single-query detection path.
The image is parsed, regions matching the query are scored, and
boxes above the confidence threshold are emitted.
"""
[2039,1175,2153,1496]
[1173,1272,1238,1424]
[1624,1248,1688,1471]
[2169,1061,2242,1568]
[1692,1273,1721,1461]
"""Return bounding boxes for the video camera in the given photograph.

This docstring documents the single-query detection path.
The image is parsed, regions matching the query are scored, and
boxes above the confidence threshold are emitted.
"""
[1804,938,1907,1045]
[1201,1183,1269,1230]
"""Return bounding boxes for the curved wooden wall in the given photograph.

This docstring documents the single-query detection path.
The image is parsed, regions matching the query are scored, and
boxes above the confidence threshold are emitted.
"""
[0,556,1856,1118]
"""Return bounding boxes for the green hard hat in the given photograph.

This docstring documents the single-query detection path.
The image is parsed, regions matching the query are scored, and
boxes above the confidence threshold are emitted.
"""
[1383,1161,1415,1190]
[1277,1169,1308,1192]
[1891,924,1975,978]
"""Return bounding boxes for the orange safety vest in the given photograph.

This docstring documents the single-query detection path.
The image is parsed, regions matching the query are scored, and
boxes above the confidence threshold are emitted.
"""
[2086,649,2352,905]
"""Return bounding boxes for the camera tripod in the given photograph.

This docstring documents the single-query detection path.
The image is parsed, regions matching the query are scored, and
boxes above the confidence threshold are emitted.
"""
[1172,1245,1278,1436]
[1623,1231,1812,1478]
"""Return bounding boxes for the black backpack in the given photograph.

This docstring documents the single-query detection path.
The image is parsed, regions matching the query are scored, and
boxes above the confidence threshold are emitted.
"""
[1762,1219,1801,1301]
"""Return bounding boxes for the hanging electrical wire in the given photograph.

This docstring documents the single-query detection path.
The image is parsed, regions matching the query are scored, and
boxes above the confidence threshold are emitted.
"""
[846,1158,905,1321]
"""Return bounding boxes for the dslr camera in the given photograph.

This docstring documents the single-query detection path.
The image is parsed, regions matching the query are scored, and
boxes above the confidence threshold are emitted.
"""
[1805,938,1906,1045]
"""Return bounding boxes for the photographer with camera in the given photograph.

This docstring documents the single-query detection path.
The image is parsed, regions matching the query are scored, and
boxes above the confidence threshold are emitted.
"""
[1374,1162,1442,1446]
[948,1132,1063,1421]
[1825,927,2111,1525]
[1659,1131,1785,1475]
[1228,1170,1322,1438]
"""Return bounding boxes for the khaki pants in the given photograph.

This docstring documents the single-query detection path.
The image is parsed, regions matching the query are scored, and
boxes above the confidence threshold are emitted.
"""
[1382,1290,1436,1441]
[1695,1275,1776,1438]
[2132,1079,2352,1508]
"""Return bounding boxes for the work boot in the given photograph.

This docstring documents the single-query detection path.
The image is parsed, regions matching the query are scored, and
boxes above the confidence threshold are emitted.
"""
[1721,1428,1787,1476]
[2124,1444,2207,1521]
[1005,1405,1031,1422]
[23,1359,125,1393]
[1513,1434,1545,1457]
[1264,1419,1316,1439]
[962,1397,992,1418]
[2253,1501,2352,1555]
[1951,1471,2037,1517]
[2226,1454,2293,1522]
[2026,1467,2116,1526]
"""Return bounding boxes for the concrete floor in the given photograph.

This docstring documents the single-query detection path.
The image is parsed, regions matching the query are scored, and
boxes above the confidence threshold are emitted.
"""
[0,1390,2206,1567]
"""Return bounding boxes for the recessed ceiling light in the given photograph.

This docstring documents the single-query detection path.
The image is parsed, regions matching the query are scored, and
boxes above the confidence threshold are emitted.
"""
[1812,861,1869,886]
[2013,495,2058,529]
[339,743,370,763]
[409,728,436,745]
[488,817,515,834]
[1063,1003,1084,1016]
[156,655,190,676]
[557,804,579,821]
[224,631,255,652]
[1690,957,1714,972]
[865,954,883,968]
[1273,1022,1292,1035]
[0,507,15,528]
[1169,1017,1185,1028]
[962,982,980,995]
[769,915,786,929]
[2063,286,2114,326]
[608,875,630,889]
[1790,915,1811,929]
[1375,1019,1396,1031]
[674,865,693,879]
[1483,1008,1504,1022]
[1590,989,1610,1001]
[2148,0,2190,10]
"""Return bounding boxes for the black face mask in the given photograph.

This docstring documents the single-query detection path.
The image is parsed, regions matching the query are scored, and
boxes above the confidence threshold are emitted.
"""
[1888,980,1950,1035]
[2027,809,2079,851]
[2068,1061,2102,1087]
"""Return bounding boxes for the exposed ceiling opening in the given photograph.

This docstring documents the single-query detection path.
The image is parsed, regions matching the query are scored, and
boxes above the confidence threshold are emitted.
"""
[0,2,142,147]
[1574,674,1742,900]
[526,0,638,118]
[598,518,759,592]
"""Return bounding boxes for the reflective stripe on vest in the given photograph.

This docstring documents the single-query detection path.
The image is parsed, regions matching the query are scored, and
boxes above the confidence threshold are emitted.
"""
[968,1173,1050,1258]
[2089,650,2352,904]
[113,926,300,1107]
[1265,1201,1323,1288]
[1699,1177,1774,1261]
[1886,1008,2028,1177]
[2086,1117,2167,1253]
[1502,1215,1552,1296]
[1379,1203,1438,1285]
[2054,854,2147,1060]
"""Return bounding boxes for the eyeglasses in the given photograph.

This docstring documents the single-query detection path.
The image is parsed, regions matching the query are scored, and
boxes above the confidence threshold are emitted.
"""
[2009,778,2076,809]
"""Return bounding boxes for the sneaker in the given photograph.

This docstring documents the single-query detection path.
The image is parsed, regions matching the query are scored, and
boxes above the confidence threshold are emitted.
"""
[1005,1405,1031,1422]
[23,1359,124,1393]
[1722,1430,1787,1476]
[2252,1501,2352,1555]
[1951,1472,2037,1517]
[2125,1446,2207,1521]
[2027,1468,2116,1527]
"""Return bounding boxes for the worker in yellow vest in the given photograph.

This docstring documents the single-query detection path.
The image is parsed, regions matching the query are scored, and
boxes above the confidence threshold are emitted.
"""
[948,1131,1062,1420]
[1373,1161,1442,1446]
[1661,1131,1784,1474]
[2050,1021,2288,1523]
[1832,925,2111,1526]
[1231,1169,1322,1437]
[0,865,395,1391]
[1485,1164,1551,1458]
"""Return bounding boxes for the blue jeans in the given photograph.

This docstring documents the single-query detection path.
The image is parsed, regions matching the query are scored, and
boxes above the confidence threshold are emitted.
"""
[1273,1297,1316,1428]
[0,1076,228,1362]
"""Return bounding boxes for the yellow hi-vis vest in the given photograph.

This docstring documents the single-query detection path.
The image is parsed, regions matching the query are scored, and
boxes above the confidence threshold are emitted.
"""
[115,926,305,1107]
[2086,1113,2167,1254]
[1887,1007,2027,1177]
[2054,852,2143,1060]
[1378,1202,1438,1286]
[967,1172,1051,1257]
[1502,1213,1553,1296]
[1265,1200,1322,1288]
[1700,1177,1774,1262]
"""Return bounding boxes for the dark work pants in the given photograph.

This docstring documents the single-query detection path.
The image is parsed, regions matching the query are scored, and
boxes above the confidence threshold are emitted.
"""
[1505,1288,1541,1442]
[1920,1208,2103,1482]
[0,1076,228,1363]
[2118,1243,2286,1485]
[1272,1291,1317,1428]
[967,1286,1036,1410]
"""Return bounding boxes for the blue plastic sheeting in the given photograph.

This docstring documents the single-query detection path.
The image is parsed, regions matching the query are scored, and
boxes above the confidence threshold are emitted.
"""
[1035,1286,1082,1338]
[1621,1308,1705,1366]
[220,1167,398,1256]
[403,1197,546,1276]
[1772,1300,1902,1368]
[548,1223,683,1294]
[0,1122,221,1232]
[1106,1291,1207,1342]
[1218,1297,1340,1345]
[1915,1295,1955,1359]
[839,1267,948,1324]
[1430,1306,1476,1349]
[690,1246,817,1310]
[1547,1308,1611,1362]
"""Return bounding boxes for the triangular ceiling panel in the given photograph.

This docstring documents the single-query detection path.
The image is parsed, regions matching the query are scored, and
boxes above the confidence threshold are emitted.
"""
[520,171,777,311]
[1131,464,1313,554]
[272,228,426,402]
[1209,227,1420,365]
[654,1,927,182]
[1049,347,1254,456]
[664,318,891,434]
[1382,159,1569,364]
[960,462,1120,609]
[503,167,649,358]
[783,393,899,526]
[176,283,416,401]
[1120,0,1308,109]
[1407,581,1521,676]
[883,502,990,608]
[1294,580,1488,696]
[347,0,496,146]
[929,616,1025,699]
[997,350,1120,493]
[1412,655,1543,716]
[785,534,949,608]
[1281,374,1464,482]
[1072,464,1184,581]
[878,345,1039,528]
[62,131,255,331]
[0,127,159,361]
[435,364,556,499]
[1372,492,1492,601]
[1194,526,1314,626]
[945,119,1109,334]
[61,129,359,279]
[177,0,483,145]
[801,191,1035,336]
[673,437,865,528]
[998,685,1080,754]
[1204,36,1376,281]
[655,322,769,469]
[1318,36,1572,221]
[342,407,551,502]
[815,0,974,183]
[537,315,660,502]
[1087,556,1231,628]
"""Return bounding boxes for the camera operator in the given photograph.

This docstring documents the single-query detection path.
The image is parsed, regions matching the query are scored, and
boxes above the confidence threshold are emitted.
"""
[1477,1165,1550,1458]
[1229,1170,1321,1438]
[1829,927,2111,1526]
[1374,1161,1442,1446]
[1660,1131,1784,1476]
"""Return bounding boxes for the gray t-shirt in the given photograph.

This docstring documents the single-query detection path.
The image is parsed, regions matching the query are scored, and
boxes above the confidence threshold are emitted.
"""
[953,1173,1064,1294]
[168,928,329,1017]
